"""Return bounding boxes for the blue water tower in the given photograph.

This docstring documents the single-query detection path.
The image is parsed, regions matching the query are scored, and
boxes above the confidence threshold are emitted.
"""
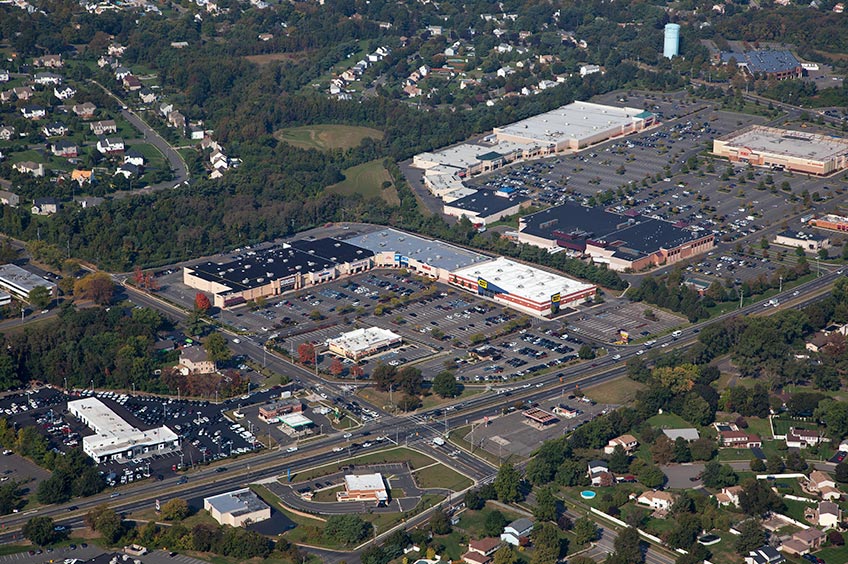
[664,23,680,59]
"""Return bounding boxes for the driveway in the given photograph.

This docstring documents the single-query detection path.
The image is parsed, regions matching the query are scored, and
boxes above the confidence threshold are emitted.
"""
[661,463,704,489]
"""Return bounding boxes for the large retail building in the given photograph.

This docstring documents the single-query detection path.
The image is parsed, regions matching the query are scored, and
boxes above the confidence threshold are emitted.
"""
[713,125,848,176]
[449,257,596,316]
[518,202,715,272]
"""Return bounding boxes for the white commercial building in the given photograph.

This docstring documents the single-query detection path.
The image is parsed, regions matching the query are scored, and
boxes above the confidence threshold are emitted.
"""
[68,397,179,464]
[492,101,656,152]
[326,327,402,360]
[204,488,271,527]
[0,264,57,301]
[448,257,596,317]
[337,473,389,503]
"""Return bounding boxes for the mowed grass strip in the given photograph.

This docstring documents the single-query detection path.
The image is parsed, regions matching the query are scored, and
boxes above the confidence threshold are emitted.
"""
[327,159,395,203]
[275,124,383,151]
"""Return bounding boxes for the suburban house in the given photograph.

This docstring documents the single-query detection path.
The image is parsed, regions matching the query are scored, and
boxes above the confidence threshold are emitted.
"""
[72,102,97,118]
[12,86,33,100]
[53,85,76,100]
[96,137,125,154]
[806,332,833,353]
[124,149,145,167]
[786,427,826,449]
[167,110,186,131]
[114,66,132,80]
[587,460,612,487]
[31,197,59,215]
[13,161,45,177]
[0,191,19,207]
[42,121,69,137]
[122,75,142,91]
[662,428,700,442]
[51,141,78,158]
[159,102,174,117]
[808,471,841,500]
[115,163,140,178]
[467,537,501,557]
[33,72,62,85]
[780,527,825,556]
[188,124,206,140]
[604,434,639,454]
[90,120,117,135]
[0,70,8,82]
[0,126,15,140]
[139,87,157,104]
[461,552,490,564]
[636,490,675,512]
[719,430,762,448]
[715,485,744,508]
[34,54,63,68]
[745,545,785,564]
[811,501,842,529]
[71,169,93,185]
[21,105,47,119]
[500,518,533,546]
[462,537,501,564]
[179,346,215,375]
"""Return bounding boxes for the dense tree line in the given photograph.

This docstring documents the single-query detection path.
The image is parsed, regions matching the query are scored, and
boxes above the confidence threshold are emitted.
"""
[0,304,169,392]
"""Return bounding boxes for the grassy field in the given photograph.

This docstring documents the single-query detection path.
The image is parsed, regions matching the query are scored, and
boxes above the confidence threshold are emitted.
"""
[244,52,312,65]
[290,446,470,492]
[456,502,524,538]
[647,412,692,429]
[275,124,383,151]
[584,377,646,405]
[356,385,483,413]
[132,142,168,170]
[327,159,396,204]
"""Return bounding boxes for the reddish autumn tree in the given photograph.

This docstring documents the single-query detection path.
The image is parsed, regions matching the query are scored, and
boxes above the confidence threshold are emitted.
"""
[144,273,159,291]
[329,357,344,376]
[133,265,144,286]
[297,342,315,365]
[195,292,211,313]
[350,364,364,379]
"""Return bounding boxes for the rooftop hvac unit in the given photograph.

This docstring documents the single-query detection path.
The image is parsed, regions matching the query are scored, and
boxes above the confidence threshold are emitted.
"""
[267,258,274,263]
[266,272,273,278]
[257,278,264,283]
[242,278,250,284]
[334,242,341,247]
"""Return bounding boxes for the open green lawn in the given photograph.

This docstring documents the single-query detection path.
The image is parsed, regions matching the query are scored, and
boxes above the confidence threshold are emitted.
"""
[327,159,396,204]
[584,377,646,405]
[132,142,168,170]
[647,412,692,429]
[291,446,470,491]
[456,502,523,538]
[814,543,848,562]
[275,124,383,151]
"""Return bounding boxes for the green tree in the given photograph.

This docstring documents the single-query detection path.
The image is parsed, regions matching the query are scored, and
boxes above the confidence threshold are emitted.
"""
[533,486,558,522]
[161,498,189,521]
[23,516,59,546]
[0,480,21,514]
[186,310,206,337]
[673,437,692,463]
[484,510,508,536]
[494,463,522,502]
[432,371,460,398]
[765,454,785,474]
[650,435,674,465]
[638,464,665,488]
[85,504,124,544]
[204,332,232,364]
[690,438,717,461]
[734,520,766,555]
[29,286,51,309]
[492,545,519,564]
[836,461,848,483]
[608,445,631,474]
[815,399,848,439]
[323,514,372,546]
[429,509,451,534]
[572,517,598,545]
[739,479,786,517]
[608,526,643,564]
[702,460,738,488]
[531,522,565,564]
[577,345,596,360]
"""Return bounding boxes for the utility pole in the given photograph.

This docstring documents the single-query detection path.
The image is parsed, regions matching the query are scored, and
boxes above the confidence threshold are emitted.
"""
[779,276,783,293]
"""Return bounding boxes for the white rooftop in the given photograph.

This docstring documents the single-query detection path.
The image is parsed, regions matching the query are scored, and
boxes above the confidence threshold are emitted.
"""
[327,327,402,354]
[494,101,651,145]
[452,257,595,302]
[345,473,388,500]
[719,125,848,162]
[277,412,313,428]
[662,428,701,441]
[0,263,57,294]
[69,397,177,458]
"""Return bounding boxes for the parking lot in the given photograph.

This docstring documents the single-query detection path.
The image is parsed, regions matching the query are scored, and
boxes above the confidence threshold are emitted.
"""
[462,394,611,458]
[566,301,684,343]
[0,385,314,481]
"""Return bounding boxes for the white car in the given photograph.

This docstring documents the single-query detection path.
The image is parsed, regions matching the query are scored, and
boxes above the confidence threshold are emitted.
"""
[612,354,621,360]
[343,433,352,439]
[332,447,344,452]
[286,446,298,453]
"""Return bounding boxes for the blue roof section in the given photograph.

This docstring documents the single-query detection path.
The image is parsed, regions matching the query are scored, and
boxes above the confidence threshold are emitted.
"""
[720,50,800,74]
